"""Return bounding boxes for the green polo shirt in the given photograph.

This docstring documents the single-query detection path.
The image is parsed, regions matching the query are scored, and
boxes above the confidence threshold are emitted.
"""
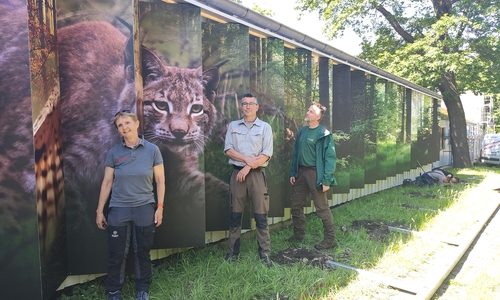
[298,126,321,167]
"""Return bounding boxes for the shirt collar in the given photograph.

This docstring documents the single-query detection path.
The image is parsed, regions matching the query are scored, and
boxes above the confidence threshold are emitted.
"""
[238,117,262,126]
[121,135,145,148]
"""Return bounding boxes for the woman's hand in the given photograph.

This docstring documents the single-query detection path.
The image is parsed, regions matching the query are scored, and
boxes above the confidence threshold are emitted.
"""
[96,211,108,230]
[154,208,163,227]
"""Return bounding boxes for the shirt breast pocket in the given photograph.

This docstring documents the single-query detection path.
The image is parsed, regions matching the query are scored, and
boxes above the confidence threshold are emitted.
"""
[249,131,263,145]
[232,130,246,145]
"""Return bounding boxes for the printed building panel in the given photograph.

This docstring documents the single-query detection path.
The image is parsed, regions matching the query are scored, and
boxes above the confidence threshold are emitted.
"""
[318,57,332,129]
[28,0,68,296]
[385,82,399,177]
[249,36,285,217]
[375,78,388,180]
[396,86,407,174]
[364,75,378,184]
[0,1,43,299]
[319,57,335,199]
[139,2,206,248]
[350,70,366,188]
[405,89,413,170]
[431,98,441,162]
[57,0,135,273]
[283,47,313,206]
[332,64,351,193]
[410,91,425,170]
[421,95,435,165]
[201,21,252,230]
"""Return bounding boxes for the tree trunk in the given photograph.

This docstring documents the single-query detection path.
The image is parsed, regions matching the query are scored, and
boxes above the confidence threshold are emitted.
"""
[438,72,472,168]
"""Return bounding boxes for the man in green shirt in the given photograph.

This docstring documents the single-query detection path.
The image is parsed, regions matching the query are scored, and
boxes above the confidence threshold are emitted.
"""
[288,102,337,250]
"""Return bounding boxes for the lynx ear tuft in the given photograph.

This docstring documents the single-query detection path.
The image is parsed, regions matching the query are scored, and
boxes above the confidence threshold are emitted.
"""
[123,36,135,82]
[141,46,165,85]
[202,67,220,103]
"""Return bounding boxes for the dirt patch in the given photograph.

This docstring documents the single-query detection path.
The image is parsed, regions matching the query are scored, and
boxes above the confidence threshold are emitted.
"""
[351,220,409,241]
[272,220,409,268]
[400,203,420,210]
[272,248,334,268]
[254,294,290,300]
[403,191,437,198]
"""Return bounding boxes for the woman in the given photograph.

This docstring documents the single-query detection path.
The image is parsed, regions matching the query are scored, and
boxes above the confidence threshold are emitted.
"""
[96,110,165,300]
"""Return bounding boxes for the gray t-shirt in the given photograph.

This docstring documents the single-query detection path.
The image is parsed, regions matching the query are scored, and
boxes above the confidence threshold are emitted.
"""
[426,169,446,184]
[105,136,163,207]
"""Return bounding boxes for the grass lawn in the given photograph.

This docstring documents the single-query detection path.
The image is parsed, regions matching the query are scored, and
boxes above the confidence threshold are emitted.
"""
[57,166,500,300]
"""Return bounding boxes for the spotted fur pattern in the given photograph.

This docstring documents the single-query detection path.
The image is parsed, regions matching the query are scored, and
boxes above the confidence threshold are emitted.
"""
[0,2,64,263]
[141,48,225,203]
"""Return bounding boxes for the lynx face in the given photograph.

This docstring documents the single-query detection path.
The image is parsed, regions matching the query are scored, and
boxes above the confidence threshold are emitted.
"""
[141,48,219,154]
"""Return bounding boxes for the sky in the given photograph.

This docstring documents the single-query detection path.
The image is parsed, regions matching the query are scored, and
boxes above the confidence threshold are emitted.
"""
[237,1,487,124]
[239,0,362,56]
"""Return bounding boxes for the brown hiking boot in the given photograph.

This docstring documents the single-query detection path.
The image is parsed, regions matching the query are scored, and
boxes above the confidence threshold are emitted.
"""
[314,238,336,250]
[286,235,304,243]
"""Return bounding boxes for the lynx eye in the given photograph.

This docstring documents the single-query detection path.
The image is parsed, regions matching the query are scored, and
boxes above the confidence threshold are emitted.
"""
[190,104,203,115]
[153,101,169,113]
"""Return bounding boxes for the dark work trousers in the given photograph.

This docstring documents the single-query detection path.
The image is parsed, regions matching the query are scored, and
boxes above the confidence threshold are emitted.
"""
[290,168,335,240]
[421,173,435,186]
[106,204,155,294]
[227,167,270,259]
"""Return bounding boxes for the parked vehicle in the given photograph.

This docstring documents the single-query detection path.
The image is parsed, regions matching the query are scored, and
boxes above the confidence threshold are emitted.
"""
[479,134,500,166]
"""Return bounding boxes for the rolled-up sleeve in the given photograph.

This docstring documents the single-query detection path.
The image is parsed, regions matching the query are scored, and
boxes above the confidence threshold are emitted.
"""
[261,123,273,158]
[224,122,236,153]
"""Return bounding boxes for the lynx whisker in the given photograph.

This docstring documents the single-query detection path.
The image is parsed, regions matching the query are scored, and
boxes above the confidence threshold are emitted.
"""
[191,139,204,152]
[144,134,162,146]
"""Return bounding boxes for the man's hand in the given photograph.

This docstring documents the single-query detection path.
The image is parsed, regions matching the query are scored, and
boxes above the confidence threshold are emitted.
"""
[245,155,261,169]
[237,165,251,182]
[290,177,296,185]
[322,185,330,193]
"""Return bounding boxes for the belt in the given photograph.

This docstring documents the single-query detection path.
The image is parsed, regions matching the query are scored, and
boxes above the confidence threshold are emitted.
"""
[233,165,262,171]
[299,165,316,170]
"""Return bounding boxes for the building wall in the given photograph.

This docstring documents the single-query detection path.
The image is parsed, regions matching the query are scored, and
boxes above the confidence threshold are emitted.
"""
[0,0,443,299]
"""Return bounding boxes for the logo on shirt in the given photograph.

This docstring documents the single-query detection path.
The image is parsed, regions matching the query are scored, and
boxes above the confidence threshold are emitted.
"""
[231,129,242,133]
[308,138,315,142]
[116,157,129,163]
[111,231,119,238]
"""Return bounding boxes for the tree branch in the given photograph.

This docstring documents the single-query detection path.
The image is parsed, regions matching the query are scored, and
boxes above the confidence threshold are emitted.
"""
[432,0,453,19]
[375,4,415,43]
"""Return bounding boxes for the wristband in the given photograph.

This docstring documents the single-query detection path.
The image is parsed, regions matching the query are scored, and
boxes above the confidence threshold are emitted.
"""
[157,203,164,208]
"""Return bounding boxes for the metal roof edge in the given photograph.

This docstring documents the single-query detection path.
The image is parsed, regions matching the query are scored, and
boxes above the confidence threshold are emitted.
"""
[185,0,442,99]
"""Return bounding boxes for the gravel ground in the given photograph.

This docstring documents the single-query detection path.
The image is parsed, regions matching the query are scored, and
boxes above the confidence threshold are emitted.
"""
[329,172,500,300]
[433,195,500,299]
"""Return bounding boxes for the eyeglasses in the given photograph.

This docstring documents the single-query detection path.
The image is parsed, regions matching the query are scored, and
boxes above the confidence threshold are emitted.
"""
[241,102,257,107]
[114,110,131,117]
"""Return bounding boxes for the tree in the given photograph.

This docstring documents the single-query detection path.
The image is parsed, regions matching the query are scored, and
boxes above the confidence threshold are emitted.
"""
[231,1,274,17]
[493,94,500,133]
[296,0,500,167]
[250,4,274,17]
